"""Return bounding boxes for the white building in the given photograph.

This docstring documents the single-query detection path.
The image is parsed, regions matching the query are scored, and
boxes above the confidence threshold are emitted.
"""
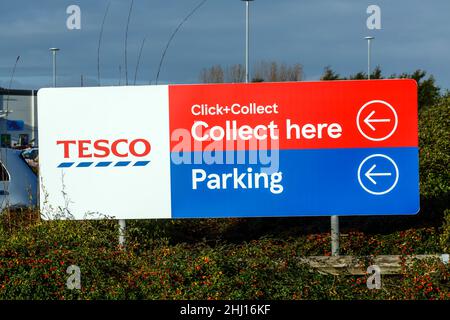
[0,88,38,148]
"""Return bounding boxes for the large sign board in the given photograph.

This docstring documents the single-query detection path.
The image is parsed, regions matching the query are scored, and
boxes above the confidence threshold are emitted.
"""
[38,80,419,220]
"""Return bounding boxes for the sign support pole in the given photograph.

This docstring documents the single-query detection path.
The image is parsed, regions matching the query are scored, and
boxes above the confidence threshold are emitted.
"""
[331,215,340,256]
[245,0,249,83]
[118,219,126,248]
[242,0,253,84]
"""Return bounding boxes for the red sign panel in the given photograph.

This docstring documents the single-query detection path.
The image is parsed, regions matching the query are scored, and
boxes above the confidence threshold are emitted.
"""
[169,79,418,151]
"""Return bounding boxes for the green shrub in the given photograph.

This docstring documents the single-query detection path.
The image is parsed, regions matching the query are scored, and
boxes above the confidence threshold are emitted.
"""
[419,94,450,216]
[0,215,136,300]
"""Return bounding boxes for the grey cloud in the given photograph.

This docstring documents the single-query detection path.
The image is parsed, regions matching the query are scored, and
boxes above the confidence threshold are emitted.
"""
[0,0,449,90]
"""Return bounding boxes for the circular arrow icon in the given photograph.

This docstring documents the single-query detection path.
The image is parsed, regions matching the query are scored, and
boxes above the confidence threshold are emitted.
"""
[357,100,398,141]
[357,154,399,195]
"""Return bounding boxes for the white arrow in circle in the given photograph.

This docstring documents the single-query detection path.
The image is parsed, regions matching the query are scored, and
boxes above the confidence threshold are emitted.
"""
[364,110,391,131]
[365,164,392,185]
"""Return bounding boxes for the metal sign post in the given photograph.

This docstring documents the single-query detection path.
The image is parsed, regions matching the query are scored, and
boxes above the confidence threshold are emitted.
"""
[118,219,126,248]
[331,215,340,256]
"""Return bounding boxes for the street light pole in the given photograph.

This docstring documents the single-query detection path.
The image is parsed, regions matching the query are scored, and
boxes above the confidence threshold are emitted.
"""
[364,36,374,80]
[49,48,60,87]
[242,0,254,83]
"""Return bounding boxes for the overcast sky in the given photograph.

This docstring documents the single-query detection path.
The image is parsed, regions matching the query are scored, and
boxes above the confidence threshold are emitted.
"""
[0,0,449,90]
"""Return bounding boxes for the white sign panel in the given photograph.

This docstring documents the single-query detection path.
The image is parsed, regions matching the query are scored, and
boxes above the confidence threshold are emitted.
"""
[38,86,171,219]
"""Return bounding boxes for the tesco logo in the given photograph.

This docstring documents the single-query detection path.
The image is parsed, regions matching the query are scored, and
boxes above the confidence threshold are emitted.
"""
[56,138,151,168]
[57,139,151,158]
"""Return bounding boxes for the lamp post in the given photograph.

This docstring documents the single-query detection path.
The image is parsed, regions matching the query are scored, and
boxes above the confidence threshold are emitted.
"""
[241,0,254,83]
[364,36,374,80]
[49,48,60,87]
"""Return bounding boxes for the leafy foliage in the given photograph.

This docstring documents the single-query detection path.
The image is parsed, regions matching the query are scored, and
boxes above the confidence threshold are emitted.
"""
[419,94,450,197]
[0,220,448,300]
[321,66,440,109]
[441,209,450,253]
[393,70,441,109]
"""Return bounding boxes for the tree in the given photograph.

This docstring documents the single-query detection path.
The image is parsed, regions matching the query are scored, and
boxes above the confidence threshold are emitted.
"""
[253,61,303,82]
[371,66,383,79]
[199,61,303,84]
[349,71,367,80]
[199,65,225,83]
[320,66,341,80]
[321,66,440,109]
[418,92,449,222]
[392,70,441,109]
[226,64,245,83]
